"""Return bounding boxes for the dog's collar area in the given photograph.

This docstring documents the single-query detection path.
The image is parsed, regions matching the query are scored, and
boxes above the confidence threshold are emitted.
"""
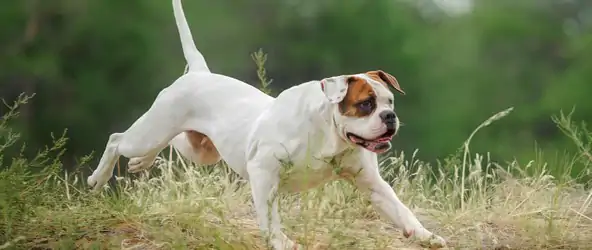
[346,130,394,154]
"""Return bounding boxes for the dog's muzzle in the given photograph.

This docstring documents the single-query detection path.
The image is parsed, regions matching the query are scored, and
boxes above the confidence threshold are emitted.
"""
[346,110,397,154]
[379,110,398,131]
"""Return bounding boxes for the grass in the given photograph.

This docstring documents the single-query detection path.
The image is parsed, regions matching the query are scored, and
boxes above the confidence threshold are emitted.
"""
[2,53,592,249]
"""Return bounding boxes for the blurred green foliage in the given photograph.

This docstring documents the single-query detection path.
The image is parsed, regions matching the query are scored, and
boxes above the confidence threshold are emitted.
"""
[1,0,591,173]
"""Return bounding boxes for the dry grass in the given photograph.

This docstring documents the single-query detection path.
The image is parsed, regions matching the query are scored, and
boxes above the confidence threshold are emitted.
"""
[2,60,592,249]
[1,100,592,250]
[8,146,591,250]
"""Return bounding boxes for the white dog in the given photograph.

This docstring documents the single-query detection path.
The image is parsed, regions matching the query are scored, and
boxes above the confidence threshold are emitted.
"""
[87,0,447,249]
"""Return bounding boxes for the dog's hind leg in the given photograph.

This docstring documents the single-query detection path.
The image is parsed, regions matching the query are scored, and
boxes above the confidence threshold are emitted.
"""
[127,151,159,173]
[87,91,187,191]
[86,132,125,190]
[127,131,221,173]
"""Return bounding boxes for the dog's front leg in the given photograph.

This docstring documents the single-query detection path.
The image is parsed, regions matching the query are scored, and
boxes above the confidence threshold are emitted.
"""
[364,177,446,247]
[345,151,446,248]
[248,163,301,250]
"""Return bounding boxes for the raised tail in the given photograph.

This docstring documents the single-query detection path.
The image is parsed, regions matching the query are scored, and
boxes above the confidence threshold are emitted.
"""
[173,0,210,73]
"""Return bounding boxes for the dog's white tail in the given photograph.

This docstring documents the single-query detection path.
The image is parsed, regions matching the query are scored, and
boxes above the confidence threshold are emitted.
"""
[173,0,210,73]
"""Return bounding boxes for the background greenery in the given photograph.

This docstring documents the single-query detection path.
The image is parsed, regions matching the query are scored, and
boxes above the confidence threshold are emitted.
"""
[2,1,592,248]
[1,0,591,175]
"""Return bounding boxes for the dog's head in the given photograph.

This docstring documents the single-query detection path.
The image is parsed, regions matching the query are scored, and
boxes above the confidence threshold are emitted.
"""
[320,70,405,154]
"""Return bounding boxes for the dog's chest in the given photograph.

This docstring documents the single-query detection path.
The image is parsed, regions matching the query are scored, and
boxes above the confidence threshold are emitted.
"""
[277,156,339,193]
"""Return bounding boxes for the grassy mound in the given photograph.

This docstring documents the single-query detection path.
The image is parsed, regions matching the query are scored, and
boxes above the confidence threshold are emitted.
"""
[1,94,591,250]
[3,54,592,249]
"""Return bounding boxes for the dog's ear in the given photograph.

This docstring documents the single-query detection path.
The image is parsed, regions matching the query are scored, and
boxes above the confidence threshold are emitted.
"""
[320,75,349,104]
[367,70,405,95]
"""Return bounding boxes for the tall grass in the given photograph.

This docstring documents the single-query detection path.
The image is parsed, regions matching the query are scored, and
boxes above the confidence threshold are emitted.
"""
[1,53,591,249]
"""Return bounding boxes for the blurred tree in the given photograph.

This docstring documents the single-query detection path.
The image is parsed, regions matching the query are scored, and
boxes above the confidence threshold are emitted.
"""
[0,0,590,176]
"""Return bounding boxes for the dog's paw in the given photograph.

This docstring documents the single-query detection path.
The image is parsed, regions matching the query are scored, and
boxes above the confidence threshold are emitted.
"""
[87,172,111,192]
[404,228,447,249]
[421,234,446,249]
[128,155,157,173]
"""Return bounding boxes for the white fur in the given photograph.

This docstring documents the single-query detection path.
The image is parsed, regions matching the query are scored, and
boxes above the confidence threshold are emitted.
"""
[339,73,400,141]
[86,0,447,249]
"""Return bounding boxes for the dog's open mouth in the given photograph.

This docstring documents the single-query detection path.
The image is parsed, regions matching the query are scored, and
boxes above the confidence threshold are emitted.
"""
[346,129,395,154]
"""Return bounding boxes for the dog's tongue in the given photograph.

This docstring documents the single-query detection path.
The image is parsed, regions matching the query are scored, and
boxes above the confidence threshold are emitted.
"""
[348,134,392,144]
[376,135,393,143]
[366,141,391,153]
[348,134,393,153]
[348,135,365,144]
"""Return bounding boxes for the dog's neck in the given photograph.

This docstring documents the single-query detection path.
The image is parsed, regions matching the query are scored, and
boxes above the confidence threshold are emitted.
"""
[313,98,355,156]
[281,80,354,157]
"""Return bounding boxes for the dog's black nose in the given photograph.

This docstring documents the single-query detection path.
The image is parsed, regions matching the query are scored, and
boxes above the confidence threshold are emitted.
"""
[379,110,397,130]
[379,110,397,124]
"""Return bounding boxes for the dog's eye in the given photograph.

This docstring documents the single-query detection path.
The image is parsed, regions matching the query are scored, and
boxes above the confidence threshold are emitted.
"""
[358,99,374,112]
[388,99,393,104]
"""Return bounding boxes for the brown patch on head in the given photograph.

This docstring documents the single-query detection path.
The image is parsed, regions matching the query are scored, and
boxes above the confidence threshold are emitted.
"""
[185,130,221,165]
[339,76,376,117]
[366,70,405,95]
